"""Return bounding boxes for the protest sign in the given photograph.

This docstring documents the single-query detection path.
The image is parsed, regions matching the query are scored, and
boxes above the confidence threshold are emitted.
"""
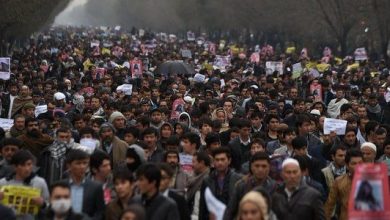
[160,33,168,42]
[209,43,216,55]
[0,118,13,131]
[138,29,145,37]
[355,48,368,61]
[181,49,192,58]
[193,73,206,83]
[79,138,98,154]
[187,31,195,41]
[219,40,226,50]
[292,62,303,79]
[0,185,41,215]
[114,25,121,31]
[349,163,390,220]
[310,83,323,102]
[0,57,11,80]
[323,46,332,57]
[265,61,283,75]
[170,98,185,120]
[250,52,260,63]
[130,59,143,78]
[179,153,193,174]
[116,84,133,95]
[90,40,100,48]
[323,118,347,135]
[205,187,226,220]
[35,105,47,117]
[214,55,231,70]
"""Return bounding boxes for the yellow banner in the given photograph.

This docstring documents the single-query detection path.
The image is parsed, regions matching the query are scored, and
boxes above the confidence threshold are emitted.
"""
[1,185,41,215]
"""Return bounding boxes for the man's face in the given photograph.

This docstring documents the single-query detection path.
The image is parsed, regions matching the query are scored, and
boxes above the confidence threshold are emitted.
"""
[15,117,25,130]
[26,121,40,137]
[268,118,280,131]
[143,133,157,149]
[336,90,344,99]
[57,131,71,143]
[192,156,204,174]
[20,86,29,96]
[361,147,376,163]
[114,179,132,200]
[251,117,262,128]
[166,153,179,167]
[290,89,298,98]
[250,143,265,155]
[50,186,71,204]
[96,159,111,179]
[124,133,136,145]
[250,160,270,181]
[1,145,19,162]
[348,156,363,176]
[284,132,296,145]
[343,131,356,145]
[240,126,251,138]
[298,122,311,135]
[137,176,155,195]
[294,148,307,157]
[181,139,195,154]
[9,86,18,96]
[357,107,367,117]
[15,159,34,180]
[101,128,114,141]
[223,101,233,113]
[74,119,86,131]
[91,98,100,110]
[23,108,35,118]
[159,170,171,192]
[282,164,302,190]
[332,149,346,167]
[375,133,386,147]
[151,112,162,124]
[113,117,126,129]
[68,158,89,179]
[201,124,212,135]
[213,153,230,173]
[294,102,305,113]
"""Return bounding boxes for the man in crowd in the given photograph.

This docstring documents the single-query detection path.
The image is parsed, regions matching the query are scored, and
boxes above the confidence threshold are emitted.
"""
[99,123,128,169]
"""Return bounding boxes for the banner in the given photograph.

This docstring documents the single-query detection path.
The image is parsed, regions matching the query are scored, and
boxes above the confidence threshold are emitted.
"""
[130,59,143,78]
[0,57,11,80]
[349,163,390,220]
[0,185,41,215]
[355,48,368,61]
[0,118,13,131]
[265,61,283,75]
[35,105,48,117]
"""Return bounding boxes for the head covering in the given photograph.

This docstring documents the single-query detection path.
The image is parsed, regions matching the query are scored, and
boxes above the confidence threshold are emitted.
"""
[282,158,300,169]
[361,142,377,152]
[108,111,125,124]
[54,92,66,101]
[310,109,321,116]
[238,191,269,220]
[99,123,116,135]
[22,103,35,110]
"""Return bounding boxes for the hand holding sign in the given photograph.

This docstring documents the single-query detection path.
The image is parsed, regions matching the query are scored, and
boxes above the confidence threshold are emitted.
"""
[323,118,347,135]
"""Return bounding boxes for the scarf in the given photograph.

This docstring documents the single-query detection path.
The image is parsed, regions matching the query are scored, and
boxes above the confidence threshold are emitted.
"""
[49,140,69,160]
[9,126,24,138]
[19,133,53,157]
[366,104,381,114]
[331,162,346,178]
[187,169,210,200]
[11,96,33,118]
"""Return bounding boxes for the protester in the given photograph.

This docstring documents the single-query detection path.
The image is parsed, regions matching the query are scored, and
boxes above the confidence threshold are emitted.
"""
[0,137,22,178]
[237,191,269,220]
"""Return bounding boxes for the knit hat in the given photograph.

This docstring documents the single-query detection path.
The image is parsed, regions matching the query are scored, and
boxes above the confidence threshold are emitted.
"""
[99,123,116,135]
[108,111,125,124]
[22,103,35,110]
[361,142,377,152]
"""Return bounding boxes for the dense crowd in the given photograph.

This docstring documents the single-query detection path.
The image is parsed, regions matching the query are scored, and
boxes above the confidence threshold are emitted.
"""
[0,26,390,220]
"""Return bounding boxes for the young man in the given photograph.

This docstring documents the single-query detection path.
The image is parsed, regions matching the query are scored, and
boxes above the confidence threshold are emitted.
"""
[325,149,364,220]
[44,181,88,220]
[225,152,277,220]
[132,163,180,220]
[159,163,191,220]
[180,132,201,175]
[64,149,105,220]
[90,150,114,204]
[142,127,164,162]
[187,152,211,220]
[0,137,22,178]
[199,147,242,220]
[322,145,347,190]
[228,119,252,171]
[0,150,49,219]
[123,126,140,146]
[272,158,325,220]
[106,168,135,220]
[273,127,296,157]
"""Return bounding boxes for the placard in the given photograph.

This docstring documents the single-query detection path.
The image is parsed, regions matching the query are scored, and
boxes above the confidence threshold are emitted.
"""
[349,163,390,220]
[266,61,283,75]
[0,57,11,80]
[0,185,41,215]
[187,31,195,41]
[181,49,192,58]
[310,83,323,102]
[0,118,13,131]
[323,118,347,135]
[179,153,193,174]
[116,84,133,95]
[355,48,368,61]
[35,105,48,117]
[193,73,206,83]
[292,62,302,79]
[250,52,260,64]
[130,59,143,78]
[214,55,231,70]
[205,187,226,220]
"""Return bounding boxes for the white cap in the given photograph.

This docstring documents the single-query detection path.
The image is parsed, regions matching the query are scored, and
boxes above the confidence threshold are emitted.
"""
[361,142,377,152]
[310,109,321,116]
[54,92,66,101]
[282,158,300,169]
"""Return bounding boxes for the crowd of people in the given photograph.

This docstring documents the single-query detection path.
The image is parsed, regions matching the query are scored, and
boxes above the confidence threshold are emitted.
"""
[0,26,389,220]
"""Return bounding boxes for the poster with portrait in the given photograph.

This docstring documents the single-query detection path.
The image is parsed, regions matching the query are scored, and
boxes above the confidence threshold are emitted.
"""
[349,163,390,220]
[310,82,323,102]
[130,59,143,78]
[170,98,185,120]
[0,57,11,80]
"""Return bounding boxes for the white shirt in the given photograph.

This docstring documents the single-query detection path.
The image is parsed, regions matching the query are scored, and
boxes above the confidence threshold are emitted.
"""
[8,94,16,119]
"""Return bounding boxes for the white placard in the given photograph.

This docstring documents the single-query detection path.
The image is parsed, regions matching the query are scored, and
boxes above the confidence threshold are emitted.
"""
[205,187,226,220]
[35,105,48,117]
[0,57,11,80]
[179,153,193,174]
[323,118,348,135]
[193,73,206,83]
[187,31,195,41]
[0,118,14,131]
[181,49,192,58]
[138,29,145,37]
[90,40,100,48]
[117,84,133,95]
[266,61,283,75]
[114,25,121,31]
[354,47,368,61]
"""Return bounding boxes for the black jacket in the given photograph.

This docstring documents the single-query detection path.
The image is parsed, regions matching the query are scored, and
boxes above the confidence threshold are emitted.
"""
[43,209,90,220]
[272,181,325,220]
[168,190,191,220]
[131,193,180,220]
[199,169,242,220]
[0,204,16,220]
[228,137,251,171]
[63,178,105,220]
